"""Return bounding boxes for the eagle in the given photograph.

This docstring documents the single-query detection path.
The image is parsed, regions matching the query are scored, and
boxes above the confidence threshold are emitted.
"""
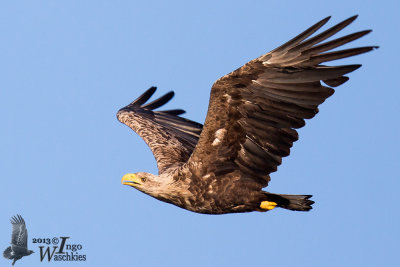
[3,215,34,265]
[117,16,376,214]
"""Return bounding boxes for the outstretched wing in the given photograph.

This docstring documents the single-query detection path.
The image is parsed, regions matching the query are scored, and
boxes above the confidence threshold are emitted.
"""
[117,87,203,174]
[10,215,28,250]
[187,15,377,187]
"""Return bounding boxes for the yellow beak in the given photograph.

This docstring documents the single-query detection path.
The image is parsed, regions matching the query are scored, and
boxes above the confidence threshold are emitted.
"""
[121,173,141,186]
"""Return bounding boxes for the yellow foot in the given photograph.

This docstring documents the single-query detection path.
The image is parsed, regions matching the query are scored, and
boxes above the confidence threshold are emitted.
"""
[260,201,277,211]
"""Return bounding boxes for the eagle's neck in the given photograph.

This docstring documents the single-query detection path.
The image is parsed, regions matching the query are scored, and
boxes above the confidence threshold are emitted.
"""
[147,172,193,207]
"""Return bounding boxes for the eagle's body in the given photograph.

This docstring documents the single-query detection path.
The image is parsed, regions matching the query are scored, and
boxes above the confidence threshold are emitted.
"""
[139,170,267,214]
[118,16,376,214]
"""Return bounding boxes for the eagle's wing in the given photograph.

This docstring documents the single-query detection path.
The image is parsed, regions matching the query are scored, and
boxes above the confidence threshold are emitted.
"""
[186,16,376,187]
[10,215,28,251]
[117,87,203,174]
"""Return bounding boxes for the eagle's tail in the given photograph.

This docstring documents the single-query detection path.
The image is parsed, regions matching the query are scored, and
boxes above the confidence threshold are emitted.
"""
[261,193,314,211]
[3,246,12,259]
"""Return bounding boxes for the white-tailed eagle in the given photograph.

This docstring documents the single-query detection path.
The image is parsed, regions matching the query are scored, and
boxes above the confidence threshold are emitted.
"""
[117,16,376,214]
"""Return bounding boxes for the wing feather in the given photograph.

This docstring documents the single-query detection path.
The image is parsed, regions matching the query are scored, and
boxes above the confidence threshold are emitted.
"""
[271,16,331,54]
[142,91,175,110]
[286,15,359,54]
[130,86,156,106]
[117,87,203,174]
[184,16,376,187]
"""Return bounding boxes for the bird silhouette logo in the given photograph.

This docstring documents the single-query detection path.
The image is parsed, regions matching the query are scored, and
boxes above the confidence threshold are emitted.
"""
[3,215,34,265]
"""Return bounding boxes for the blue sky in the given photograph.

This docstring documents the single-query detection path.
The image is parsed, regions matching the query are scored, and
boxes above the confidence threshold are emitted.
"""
[1,1,399,266]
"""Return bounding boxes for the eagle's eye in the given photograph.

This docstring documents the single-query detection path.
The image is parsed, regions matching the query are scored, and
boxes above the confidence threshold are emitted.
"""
[141,177,147,183]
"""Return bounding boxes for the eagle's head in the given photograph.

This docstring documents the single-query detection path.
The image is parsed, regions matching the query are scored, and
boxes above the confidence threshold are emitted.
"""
[121,172,170,197]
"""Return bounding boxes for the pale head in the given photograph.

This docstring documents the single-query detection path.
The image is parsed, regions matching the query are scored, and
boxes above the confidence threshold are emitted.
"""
[121,172,172,197]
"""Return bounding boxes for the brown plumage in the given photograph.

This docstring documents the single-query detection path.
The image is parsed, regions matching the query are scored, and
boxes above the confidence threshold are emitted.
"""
[117,16,376,214]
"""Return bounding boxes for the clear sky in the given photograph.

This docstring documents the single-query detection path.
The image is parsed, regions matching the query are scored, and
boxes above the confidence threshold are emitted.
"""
[1,1,399,266]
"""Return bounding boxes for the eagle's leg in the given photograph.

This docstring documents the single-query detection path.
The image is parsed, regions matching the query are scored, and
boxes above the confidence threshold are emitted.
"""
[259,201,278,210]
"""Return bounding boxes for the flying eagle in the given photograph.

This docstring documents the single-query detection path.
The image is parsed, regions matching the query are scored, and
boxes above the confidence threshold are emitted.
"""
[3,215,34,265]
[117,16,376,214]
